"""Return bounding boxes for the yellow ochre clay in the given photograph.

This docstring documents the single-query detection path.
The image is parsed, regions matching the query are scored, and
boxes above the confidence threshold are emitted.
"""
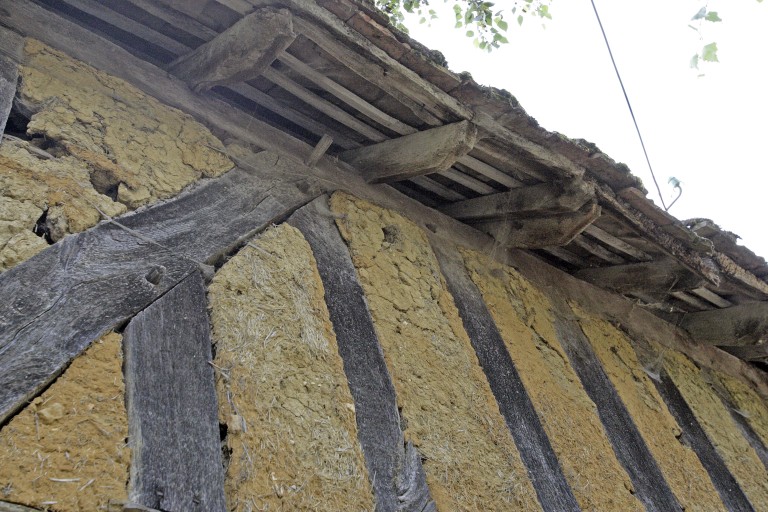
[20,40,232,209]
[330,192,540,511]
[716,370,768,450]
[0,333,130,511]
[460,249,643,511]
[662,347,768,508]
[572,304,725,512]
[208,224,374,511]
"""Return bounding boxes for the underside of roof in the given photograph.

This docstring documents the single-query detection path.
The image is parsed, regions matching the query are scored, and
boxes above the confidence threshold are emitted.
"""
[2,0,767,369]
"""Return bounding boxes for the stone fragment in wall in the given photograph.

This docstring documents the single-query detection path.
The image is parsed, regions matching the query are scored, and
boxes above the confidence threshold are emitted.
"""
[573,305,726,512]
[461,249,644,512]
[329,191,541,511]
[0,332,129,511]
[662,348,768,509]
[19,39,233,209]
[0,138,125,271]
[208,224,374,511]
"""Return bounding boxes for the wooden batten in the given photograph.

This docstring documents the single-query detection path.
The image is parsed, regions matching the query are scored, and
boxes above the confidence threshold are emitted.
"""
[441,179,594,221]
[340,120,478,183]
[471,200,600,249]
[681,301,768,346]
[575,260,707,296]
[0,54,17,143]
[167,7,296,91]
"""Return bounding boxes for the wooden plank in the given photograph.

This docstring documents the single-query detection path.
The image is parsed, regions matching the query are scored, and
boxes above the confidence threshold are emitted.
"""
[0,54,17,144]
[0,501,42,512]
[0,152,320,424]
[691,287,734,308]
[277,51,417,136]
[576,260,707,295]
[441,179,594,221]
[124,272,225,511]
[653,371,755,511]
[720,345,768,363]
[123,0,219,41]
[262,67,387,142]
[540,246,591,268]
[681,302,768,346]
[552,314,683,511]
[569,234,626,265]
[583,224,652,261]
[456,154,523,189]
[341,121,478,183]
[430,239,581,511]
[472,201,600,249]
[305,133,333,167]
[670,291,711,311]
[409,175,467,202]
[156,0,211,18]
[287,198,435,512]
[437,167,497,195]
[222,83,359,150]
[714,252,768,299]
[168,8,296,91]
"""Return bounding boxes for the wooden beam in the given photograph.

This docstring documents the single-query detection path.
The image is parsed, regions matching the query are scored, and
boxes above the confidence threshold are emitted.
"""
[568,235,627,266]
[0,152,320,425]
[440,179,594,221]
[690,287,733,308]
[305,133,333,167]
[156,0,210,18]
[0,54,17,143]
[438,167,497,194]
[681,302,768,346]
[471,200,600,249]
[456,154,523,189]
[341,121,478,183]
[168,7,296,91]
[583,224,652,261]
[124,272,225,511]
[575,260,708,295]
[720,345,768,363]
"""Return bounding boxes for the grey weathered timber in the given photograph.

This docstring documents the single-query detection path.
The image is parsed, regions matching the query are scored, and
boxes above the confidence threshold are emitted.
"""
[288,197,435,512]
[576,259,707,295]
[681,302,768,346]
[340,121,478,183]
[430,238,579,512]
[471,200,600,248]
[124,272,225,512]
[440,179,594,221]
[0,54,17,143]
[0,501,42,512]
[168,8,296,91]
[554,311,683,512]
[0,152,320,425]
[653,371,754,511]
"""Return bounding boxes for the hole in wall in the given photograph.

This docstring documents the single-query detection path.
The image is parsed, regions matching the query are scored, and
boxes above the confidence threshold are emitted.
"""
[88,168,121,202]
[32,208,54,245]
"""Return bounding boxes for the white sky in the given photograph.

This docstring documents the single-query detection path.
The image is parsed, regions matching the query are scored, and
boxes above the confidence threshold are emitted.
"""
[402,0,768,259]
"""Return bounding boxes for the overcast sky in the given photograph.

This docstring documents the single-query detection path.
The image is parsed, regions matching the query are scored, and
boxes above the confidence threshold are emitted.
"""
[402,0,768,258]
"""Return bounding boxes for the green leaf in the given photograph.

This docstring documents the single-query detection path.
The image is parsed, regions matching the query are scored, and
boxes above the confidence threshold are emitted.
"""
[466,30,475,37]
[497,18,508,31]
[689,53,700,69]
[691,7,706,20]
[702,42,719,62]
[705,11,722,22]
[419,16,426,24]
[517,14,524,26]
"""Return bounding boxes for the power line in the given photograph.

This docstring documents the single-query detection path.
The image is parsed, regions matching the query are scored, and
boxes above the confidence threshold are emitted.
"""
[589,0,668,211]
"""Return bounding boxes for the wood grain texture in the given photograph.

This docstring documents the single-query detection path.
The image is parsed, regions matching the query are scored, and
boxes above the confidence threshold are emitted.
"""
[553,313,683,512]
[430,238,579,512]
[0,54,17,142]
[124,272,225,512]
[288,197,435,512]
[653,372,754,511]
[681,302,768,347]
[0,152,319,425]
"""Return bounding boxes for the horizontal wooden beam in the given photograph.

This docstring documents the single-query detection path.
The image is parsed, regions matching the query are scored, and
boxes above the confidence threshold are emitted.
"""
[441,179,594,221]
[576,260,707,295]
[0,54,17,143]
[681,301,768,347]
[168,7,296,91]
[340,121,478,183]
[471,200,600,249]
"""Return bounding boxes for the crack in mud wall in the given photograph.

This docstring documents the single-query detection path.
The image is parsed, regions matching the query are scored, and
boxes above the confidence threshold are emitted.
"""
[329,192,540,511]
[208,224,374,511]
[0,333,129,511]
[572,305,725,511]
